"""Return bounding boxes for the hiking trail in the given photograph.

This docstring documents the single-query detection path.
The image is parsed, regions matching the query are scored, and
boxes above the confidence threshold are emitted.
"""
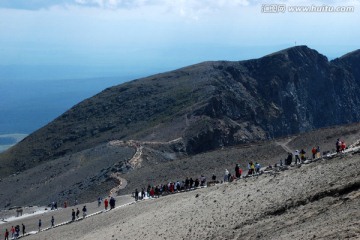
[108,138,183,194]
[275,137,294,153]
[109,174,127,197]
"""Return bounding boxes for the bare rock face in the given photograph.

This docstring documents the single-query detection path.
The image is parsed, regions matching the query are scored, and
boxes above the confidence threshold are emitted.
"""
[1,46,360,175]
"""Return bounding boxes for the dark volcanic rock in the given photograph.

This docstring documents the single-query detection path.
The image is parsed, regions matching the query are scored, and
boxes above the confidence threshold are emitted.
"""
[1,45,360,176]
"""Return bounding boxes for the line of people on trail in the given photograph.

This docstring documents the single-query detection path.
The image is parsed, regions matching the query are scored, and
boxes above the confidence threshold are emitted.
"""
[133,162,264,201]
[336,139,347,153]
[62,196,117,224]
[133,138,349,202]
[3,195,118,238]
[98,196,116,210]
[285,148,312,166]
[133,175,208,201]
[3,224,25,239]
[284,145,322,166]
[284,139,348,167]
[224,162,262,183]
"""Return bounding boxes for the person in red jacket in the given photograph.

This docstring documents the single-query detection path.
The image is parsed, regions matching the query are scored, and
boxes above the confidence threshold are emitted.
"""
[341,141,346,152]
[104,198,109,210]
[311,147,317,159]
[150,187,155,198]
[10,226,15,239]
[5,229,9,240]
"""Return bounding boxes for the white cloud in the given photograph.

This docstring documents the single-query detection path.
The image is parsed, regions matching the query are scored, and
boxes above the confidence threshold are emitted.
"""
[0,0,358,72]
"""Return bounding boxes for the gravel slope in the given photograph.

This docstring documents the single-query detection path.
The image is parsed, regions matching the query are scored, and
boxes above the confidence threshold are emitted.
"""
[16,149,360,240]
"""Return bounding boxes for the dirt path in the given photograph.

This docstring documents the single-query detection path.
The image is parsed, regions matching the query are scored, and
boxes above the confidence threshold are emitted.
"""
[109,140,143,168]
[0,195,135,239]
[108,138,183,194]
[109,173,128,197]
[349,139,360,148]
[275,137,294,153]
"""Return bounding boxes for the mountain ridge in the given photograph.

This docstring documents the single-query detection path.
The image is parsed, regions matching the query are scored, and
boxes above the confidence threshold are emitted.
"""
[0,45,360,177]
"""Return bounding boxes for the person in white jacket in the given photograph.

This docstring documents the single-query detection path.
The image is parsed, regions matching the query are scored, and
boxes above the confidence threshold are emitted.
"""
[224,169,229,182]
[294,150,301,164]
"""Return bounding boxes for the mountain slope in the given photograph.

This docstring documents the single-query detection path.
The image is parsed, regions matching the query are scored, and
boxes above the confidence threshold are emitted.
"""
[21,149,360,240]
[1,122,359,208]
[1,45,360,176]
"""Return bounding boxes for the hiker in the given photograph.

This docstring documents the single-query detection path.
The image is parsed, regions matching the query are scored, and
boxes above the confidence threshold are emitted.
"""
[22,223,25,236]
[336,139,342,153]
[97,197,102,207]
[235,164,240,178]
[149,187,155,197]
[82,205,87,218]
[175,181,180,192]
[4,229,9,240]
[147,185,151,196]
[51,216,54,227]
[341,141,346,152]
[247,162,255,175]
[224,169,229,182]
[200,175,206,186]
[238,167,243,178]
[211,174,216,181]
[194,178,200,187]
[155,186,161,198]
[109,197,116,209]
[185,177,190,189]
[161,185,167,195]
[64,201,67,208]
[174,182,179,192]
[168,182,174,193]
[251,162,256,175]
[316,146,321,158]
[300,149,306,161]
[312,147,317,159]
[76,208,80,219]
[285,152,293,165]
[38,219,42,232]
[14,225,20,239]
[54,202,58,209]
[135,189,139,201]
[189,178,194,189]
[141,188,145,199]
[294,150,301,164]
[247,162,251,175]
[72,209,76,221]
[104,198,109,209]
[255,162,261,173]
[11,226,15,239]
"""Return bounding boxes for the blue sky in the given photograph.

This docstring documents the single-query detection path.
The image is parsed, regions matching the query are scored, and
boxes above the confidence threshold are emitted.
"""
[0,0,359,135]
[0,0,359,80]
